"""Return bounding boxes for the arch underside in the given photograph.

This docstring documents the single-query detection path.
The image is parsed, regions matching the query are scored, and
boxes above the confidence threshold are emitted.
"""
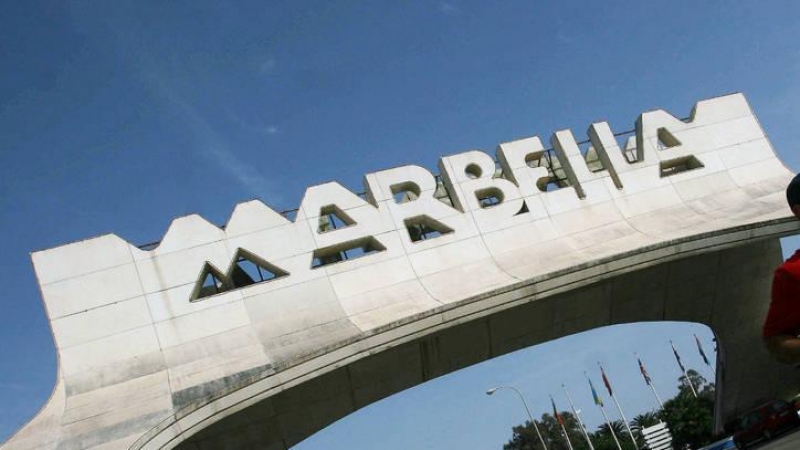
[173,236,798,450]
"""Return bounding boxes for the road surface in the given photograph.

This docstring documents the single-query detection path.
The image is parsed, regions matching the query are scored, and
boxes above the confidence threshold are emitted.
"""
[755,427,800,450]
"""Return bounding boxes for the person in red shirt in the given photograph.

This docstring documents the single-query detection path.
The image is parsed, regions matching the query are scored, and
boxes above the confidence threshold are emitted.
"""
[763,173,800,363]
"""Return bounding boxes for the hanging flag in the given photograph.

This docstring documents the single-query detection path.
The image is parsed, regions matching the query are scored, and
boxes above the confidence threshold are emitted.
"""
[600,365,614,397]
[588,376,604,407]
[671,341,686,373]
[695,334,711,366]
[551,396,564,426]
[638,357,652,385]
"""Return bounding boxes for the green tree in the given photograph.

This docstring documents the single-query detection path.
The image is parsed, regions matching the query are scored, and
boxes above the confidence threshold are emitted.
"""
[504,411,593,450]
[628,411,664,449]
[503,420,540,450]
[503,370,717,450]
[597,419,625,438]
[631,411,661,433]
[661,369,715,449]
[591,420,637,450]
[677,369,714,400]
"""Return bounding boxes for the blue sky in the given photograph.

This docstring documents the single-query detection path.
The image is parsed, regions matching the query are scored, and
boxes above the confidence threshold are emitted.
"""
[1,1,799,447]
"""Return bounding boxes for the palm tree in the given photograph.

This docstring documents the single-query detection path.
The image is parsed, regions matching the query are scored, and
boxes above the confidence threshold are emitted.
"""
[593,420,637,450]
[630,411,662,436]
[632,411,661,428]
[597,419,626,438]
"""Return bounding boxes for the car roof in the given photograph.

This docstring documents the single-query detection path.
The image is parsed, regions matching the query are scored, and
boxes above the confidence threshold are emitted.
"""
[747,399,788,411]
[697,436,734,450]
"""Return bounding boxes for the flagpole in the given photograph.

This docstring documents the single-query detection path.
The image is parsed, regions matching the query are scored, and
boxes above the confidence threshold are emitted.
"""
[599,363,638,448]
[560,421,574,450]
[671,341,698,398]
[648,381,665,410]
[562,384,594,450]
[681,365,699,398]
[551,395,574,450]
[610,385,637,448]
[635,353,665,410]
[695,334,717,376]
[586,372,622,450]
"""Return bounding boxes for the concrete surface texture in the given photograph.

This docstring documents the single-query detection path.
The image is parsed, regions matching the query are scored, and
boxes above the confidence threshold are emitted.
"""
[2,93,798,450]
[758,428,800,450]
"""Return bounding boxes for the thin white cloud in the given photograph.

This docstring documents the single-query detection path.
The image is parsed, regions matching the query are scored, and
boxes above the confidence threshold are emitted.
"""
[0,382,28,391]
[93,16,284,201]
[557,31,575,45]
[226,110,280,136]
[138,56,281,200]
[258,58,276,75]
[438,2,461,16]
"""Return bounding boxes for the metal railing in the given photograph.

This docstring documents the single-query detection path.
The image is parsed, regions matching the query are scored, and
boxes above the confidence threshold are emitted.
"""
[137,127,641,250]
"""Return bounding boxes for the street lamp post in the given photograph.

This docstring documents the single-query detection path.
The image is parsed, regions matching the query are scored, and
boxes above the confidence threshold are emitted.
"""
[487,386,548,450]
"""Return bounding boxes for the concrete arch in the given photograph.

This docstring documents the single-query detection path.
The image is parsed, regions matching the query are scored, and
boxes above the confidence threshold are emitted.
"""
[135,224,798,449]
[5,93,800,450]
